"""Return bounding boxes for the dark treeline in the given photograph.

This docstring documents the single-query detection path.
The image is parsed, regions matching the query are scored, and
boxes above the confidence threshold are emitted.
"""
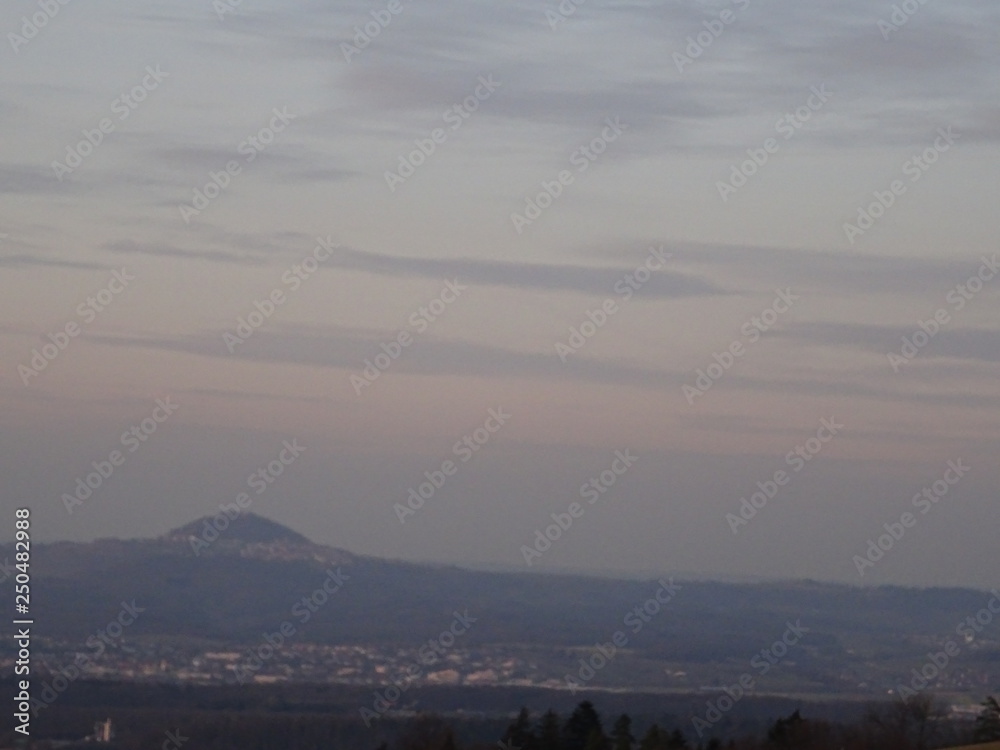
[484,695,1000,750]
[5,687,998,750]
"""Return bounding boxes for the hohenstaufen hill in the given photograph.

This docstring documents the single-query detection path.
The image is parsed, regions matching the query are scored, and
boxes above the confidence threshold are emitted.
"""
[6,513,999,700]
[165,512,312,545]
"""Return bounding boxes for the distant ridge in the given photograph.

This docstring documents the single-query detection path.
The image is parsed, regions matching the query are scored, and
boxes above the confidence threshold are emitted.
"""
[163,511,311,545]
[5,513,999,700]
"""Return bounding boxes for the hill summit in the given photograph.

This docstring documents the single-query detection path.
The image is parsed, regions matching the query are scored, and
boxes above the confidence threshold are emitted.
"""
[164,511,311,545]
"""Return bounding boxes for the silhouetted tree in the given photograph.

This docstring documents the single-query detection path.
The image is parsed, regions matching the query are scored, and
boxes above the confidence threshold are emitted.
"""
[902,693,944,750]
[976,696,1000,742]
[537,709,562,750]
[861,694,945,750]
[767,710,804,747]
[638,724,664,750]
[503,707,537,750]
[665,728,688,749]
[612,714,634,750]
[565,702,605,750]
[584,728,609,750]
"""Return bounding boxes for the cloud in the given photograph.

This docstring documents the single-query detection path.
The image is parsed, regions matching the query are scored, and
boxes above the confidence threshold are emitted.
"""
[0,165,78,196]
[0,254,109,271]
[86,324,678,390]
[151,142,355,188]
[100,234,726,299]
[104,239,267,266]
[293,0,1000,150]
[600,241,998,297]
[102,229,331,266]
[85,323,991,408]
[319,245,726,298]
[777,321,1000,364]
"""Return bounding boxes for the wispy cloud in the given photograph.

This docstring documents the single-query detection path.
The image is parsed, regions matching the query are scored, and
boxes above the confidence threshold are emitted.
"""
[777,321,1000,364]
[318,245,727,298]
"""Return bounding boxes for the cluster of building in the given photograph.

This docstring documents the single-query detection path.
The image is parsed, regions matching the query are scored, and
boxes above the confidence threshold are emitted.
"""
[8,638,569,689]
[3,634,997,699]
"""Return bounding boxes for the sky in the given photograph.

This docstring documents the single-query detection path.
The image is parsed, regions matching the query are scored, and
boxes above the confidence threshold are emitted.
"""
[1,0,998,590]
